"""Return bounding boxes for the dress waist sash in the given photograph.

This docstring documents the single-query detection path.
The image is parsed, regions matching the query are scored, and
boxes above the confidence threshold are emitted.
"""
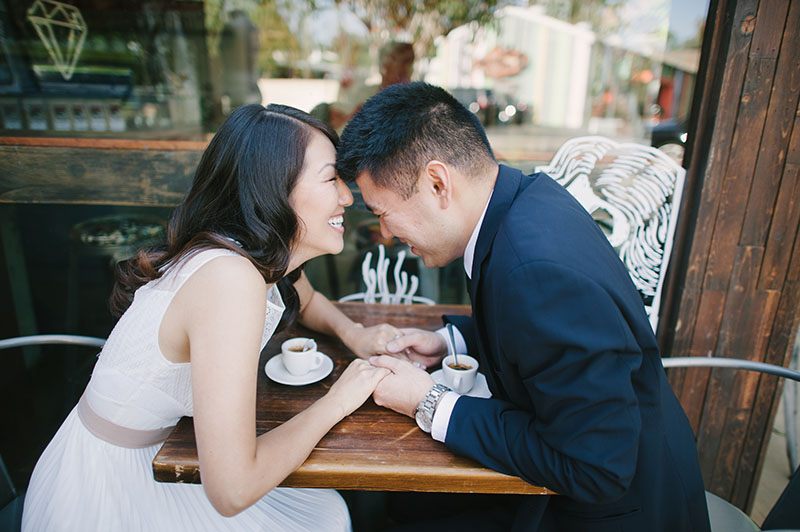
[77,393,176,448]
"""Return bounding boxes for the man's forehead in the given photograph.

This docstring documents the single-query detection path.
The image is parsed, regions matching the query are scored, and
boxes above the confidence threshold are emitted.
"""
[354,171,376,190]
[355,172,402,211]
[354,172,380,210]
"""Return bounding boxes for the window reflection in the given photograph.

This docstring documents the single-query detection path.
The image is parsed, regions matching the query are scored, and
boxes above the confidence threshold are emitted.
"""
[1,0,210,137]
[2,1,706,152]
[1,0,708,303]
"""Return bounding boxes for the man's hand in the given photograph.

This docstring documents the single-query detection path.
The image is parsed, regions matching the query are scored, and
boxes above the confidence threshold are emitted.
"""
[383,328,447,369]
[323,359,391,418]
[369,355,435,417]
[342,322,404,359]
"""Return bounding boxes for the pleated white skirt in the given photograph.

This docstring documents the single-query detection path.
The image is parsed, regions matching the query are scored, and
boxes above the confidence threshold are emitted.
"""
[22,409,351,532]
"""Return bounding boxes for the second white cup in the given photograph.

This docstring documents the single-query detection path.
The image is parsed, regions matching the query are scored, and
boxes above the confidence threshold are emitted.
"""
[281,337,323,376]
[441,354,479,394]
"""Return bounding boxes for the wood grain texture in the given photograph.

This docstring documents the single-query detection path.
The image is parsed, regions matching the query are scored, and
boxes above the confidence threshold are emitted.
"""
[152,302,552,495]
[703,54,775,290]
[663,0,760,398]
[0,145,200,206]
[662,0,800,512]
[0,136,208,150]
[741,5,800,249]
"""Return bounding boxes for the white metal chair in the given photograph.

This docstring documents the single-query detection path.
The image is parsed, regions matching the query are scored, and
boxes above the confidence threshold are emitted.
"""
[536,136,686,333]
[784,343,799,472]
[0,335,106,351]
[338,244,435,305]
[661,356,800,531]
[0,334,105,531]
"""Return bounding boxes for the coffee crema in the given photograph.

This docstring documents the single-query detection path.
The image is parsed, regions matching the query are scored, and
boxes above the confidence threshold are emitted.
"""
[447,363,472,371]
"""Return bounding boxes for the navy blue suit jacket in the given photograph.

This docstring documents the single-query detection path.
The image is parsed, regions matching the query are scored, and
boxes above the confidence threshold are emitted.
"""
[444,166,710,531]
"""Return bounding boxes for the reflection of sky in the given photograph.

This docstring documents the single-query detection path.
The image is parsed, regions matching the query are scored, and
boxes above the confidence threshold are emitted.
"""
[278,0,367,48]
[276,0,708,52]
[668,0,710,44]
[309,5,368,46]
[555,0,708,56]
[612,0,707,53]
[615,0,671,54]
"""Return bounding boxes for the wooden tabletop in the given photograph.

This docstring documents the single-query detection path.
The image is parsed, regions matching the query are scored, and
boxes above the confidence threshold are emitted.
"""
[152,302,552,495]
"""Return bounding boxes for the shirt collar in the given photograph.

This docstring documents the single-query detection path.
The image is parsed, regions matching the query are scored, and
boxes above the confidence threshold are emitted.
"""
[463,189,494,279]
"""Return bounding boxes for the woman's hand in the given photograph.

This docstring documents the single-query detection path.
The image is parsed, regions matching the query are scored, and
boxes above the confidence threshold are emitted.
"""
[341,322,404,359]
[323,359,391,418]
[369,355,436,417]
[383,328,448,369]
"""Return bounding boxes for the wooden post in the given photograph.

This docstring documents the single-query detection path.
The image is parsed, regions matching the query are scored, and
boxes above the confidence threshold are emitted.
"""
[659,0,800,512]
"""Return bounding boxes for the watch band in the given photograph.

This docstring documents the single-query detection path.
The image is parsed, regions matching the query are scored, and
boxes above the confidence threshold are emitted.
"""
[415,383,451,433]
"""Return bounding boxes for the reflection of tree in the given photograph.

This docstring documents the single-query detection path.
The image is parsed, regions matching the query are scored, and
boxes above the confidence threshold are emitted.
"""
[203,0,298,78]
[251,2,298,76]
[334,0,501,59]
[203,1,505,80]
[666,19,704,51]
[680,19,705,49]
[533,0,626,36]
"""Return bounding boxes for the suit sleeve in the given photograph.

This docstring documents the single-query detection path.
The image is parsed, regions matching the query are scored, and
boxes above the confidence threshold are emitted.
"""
[444,261,643,504]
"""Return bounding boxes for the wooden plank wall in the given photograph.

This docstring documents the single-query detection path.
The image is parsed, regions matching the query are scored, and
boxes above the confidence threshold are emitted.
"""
[660,0,800,512]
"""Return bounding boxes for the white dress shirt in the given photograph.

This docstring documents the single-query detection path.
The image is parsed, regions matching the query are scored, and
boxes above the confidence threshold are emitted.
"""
[430,191,493,442]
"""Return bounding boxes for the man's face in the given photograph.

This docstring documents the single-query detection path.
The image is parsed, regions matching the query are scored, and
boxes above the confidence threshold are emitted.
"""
[355,172,456,269]
[381,47,414,87]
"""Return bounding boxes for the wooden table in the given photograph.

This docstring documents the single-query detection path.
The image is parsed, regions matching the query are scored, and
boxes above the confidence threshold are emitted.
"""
[153,302,552,495]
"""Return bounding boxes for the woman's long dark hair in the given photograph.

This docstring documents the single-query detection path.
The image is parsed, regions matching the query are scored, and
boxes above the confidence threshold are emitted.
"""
[110,103,339,331]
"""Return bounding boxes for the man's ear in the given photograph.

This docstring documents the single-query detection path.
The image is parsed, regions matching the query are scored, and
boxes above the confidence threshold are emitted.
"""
[423,160,452,209]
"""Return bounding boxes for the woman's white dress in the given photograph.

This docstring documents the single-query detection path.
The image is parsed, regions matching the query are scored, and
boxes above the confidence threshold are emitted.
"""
[22,249,351,531]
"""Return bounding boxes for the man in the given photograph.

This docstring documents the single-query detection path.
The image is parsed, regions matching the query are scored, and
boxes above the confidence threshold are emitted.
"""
[336,82,710,531]
[326,41,415,131]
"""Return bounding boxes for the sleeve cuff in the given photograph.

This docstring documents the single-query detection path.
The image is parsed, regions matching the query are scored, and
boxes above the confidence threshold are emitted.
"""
[430,391,460,442]
[435,327,468,355]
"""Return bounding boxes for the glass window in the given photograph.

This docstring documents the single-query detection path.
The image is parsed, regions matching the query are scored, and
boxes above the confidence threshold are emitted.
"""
[2,0,708,309]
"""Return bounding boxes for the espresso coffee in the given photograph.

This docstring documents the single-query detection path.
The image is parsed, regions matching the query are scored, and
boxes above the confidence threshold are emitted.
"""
[281,337,322,376]
[448,362,473,371]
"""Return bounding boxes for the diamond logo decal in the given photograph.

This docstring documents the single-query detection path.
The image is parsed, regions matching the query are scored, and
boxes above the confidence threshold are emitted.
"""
[27,0,87,81]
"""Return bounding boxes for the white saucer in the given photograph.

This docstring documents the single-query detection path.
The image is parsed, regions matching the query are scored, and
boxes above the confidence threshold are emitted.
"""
[264,353,334,386]
[431,369,492,398]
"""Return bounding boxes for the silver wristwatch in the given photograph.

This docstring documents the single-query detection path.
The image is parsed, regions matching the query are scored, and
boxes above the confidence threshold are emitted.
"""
[414,383,451,433]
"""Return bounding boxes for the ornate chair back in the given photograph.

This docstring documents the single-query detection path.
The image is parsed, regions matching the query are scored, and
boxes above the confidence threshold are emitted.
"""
[536,135,686,332]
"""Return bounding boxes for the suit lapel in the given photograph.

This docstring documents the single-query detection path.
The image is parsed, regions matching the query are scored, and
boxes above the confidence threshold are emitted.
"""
[468,165,526,401]
[470,165,524,301]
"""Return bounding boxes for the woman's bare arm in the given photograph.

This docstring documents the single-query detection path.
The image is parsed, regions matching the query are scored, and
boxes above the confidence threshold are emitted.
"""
[171,256,388,516]
[294,271,402,359]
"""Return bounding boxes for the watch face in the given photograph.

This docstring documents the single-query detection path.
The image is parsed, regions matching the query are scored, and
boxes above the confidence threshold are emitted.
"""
[415,407,432,433]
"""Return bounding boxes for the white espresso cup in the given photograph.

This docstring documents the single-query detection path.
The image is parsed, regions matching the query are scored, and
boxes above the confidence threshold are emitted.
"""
[441,354,479,394]
[281,337,323,376]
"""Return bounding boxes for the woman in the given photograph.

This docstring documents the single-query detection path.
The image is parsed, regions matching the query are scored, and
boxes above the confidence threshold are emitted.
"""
[22,104,396,531]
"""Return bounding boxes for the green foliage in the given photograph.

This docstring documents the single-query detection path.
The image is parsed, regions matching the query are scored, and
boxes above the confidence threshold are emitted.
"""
[334,0,503,57]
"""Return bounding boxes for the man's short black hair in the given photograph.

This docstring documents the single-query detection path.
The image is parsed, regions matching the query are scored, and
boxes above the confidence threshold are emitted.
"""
[336,81,496,198]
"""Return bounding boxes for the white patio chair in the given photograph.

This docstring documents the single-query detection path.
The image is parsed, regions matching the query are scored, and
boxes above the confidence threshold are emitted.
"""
[0,334,106,531]
[536,136,686,333]
[661,356,800,531]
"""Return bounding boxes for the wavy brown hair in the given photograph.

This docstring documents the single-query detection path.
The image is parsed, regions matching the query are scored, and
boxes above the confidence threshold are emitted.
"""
[110,104,338,330]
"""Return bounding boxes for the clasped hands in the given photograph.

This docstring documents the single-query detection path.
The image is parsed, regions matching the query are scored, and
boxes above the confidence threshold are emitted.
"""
[368,328,447,418]
[340,325,447,419]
